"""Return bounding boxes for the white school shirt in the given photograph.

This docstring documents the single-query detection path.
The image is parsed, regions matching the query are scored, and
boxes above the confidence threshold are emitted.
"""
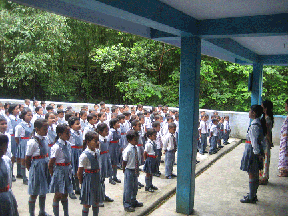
[80,119,88,131]
[107,128,119,142]
[26,133,46,157]
[144,139,156,155]
[248,118,264,155]
[144,117,152,129]
[162,122,169,136]
[1,155,12,187]
[174,120,179,134]
[8,115,19,134]
[122,143,137,169]
[124,120,131,132]
[163,133,177,151]
[50,139,71,163]
[155,132,163,149]
[57,117,66,125]
[210,124,218,136]
[69,129,82,146]
[2,132,12,158]
[199,120,208,134]
[106,112,111,122]
[224,120,231,132]
[15,122,32,137]
[79,148,100,169]
[83,123,95,140]
[31,114,44,124]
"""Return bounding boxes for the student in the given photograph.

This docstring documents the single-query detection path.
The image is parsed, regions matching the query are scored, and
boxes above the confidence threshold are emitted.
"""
[48,124,73,216]
[163,123,177,179]
[46,105,54,113]
[57,104,64,111]
[15,108,33,185]
[136,104,143,115]
[143,129,158,192]
[144,111,152,130]
[83,114,97,140]
[45,112,57,157]
[108,118,121,184]
[31,107,44,124]
[123,111,131,132]
[139,115,146,144]
[78,131,101,216]
[162,116,174,136]
[41,101,47,115]
[105,107,111,122]
[24,99,32,109]
[80,111,88,132]
[32,100,39,114]
[118,114,127,168]
[219,117,225,145]
[99,101,105,110]
[25,119,50,216]
[94,104,100,113]
[209,119,219,155]
[152,121,162,176]
[8,104,20,181]
[240,105,265,203]
[97,123,114,206]
[131,120,145,189]
[223,116,231,145]
[68,116,83,196]
[57,109,66,124]
[0,116,12,159]
[198,115,208,155]
[96,112,107,128]
[122,130,143,212]
[0,134,19,216]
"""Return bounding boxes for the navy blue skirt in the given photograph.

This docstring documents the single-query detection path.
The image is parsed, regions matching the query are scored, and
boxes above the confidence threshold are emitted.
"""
[240,143,262,173]
[80,172,101,205]
[143,156,158,174]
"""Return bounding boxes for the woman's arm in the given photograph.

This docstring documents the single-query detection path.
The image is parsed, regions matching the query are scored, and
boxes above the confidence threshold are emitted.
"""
[77,167,84,184]
[48,158,56,176]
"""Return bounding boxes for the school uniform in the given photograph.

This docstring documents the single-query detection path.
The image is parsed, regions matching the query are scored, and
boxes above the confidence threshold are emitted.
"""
[79,148,101,214]
[219,122,224,142]
[163,133,177,178]
[106,112,111,122]
[143,139,158,174]
[31,113,44,124]
[49,139,74,194]
[57,117,66,125]
[42,108,48,115]
[83,123,95,140]
[123,143,140,209]
[199,120,208,154]
[223,120,231,144]
[137,133,145,165]
[69,129,83,176]
[15,121,34,159]
[155,132,163,174]
[80,119,88,132]
[108,128,121,182]
[47,125,57,157]
[144,117,152,129]
[209,124,218,154]
[0,155,19,216]
[8,115,19,158]
[240,118,265,173]
[99,135,112,203]
[26,134,50,196]
[120,123,128,149]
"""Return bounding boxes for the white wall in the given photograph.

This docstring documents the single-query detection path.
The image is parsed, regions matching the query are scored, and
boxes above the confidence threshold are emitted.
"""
[1,99,286,145]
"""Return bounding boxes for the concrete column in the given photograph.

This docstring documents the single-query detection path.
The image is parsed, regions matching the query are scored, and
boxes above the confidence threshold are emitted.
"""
[176,36,201,214]
[251,63,263,105]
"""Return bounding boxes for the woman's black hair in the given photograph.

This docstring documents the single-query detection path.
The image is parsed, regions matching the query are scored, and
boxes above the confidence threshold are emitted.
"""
[129,115,138,124]
[98,112,105,119]
[109,118,119,129]
[251,105,267,135]
[87,113,97,122]
[68,116,80,127]
[8,104,18,115]
[118,114,125,120]
[262,100,274,127]
[54,123,69,143]
[84,131,99,151]
[126,130,139,142]
[65,111,74,121]
[80,110,87,117]
[32,119,48,138]
[97,123,108,133]
[145,128,157,141]
[0,134,9,149]
[19,108,32,120]
[131,119,140,128]
[45,112,55,120]
[152,121,160,128]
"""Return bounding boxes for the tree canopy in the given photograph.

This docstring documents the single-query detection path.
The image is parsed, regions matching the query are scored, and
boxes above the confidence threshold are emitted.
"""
[1,1,287,114]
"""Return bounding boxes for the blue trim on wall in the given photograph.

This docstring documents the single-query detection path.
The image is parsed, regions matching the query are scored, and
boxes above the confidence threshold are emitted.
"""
[200,13,288,38]
[150,28,178,39]
[259,54,288,65]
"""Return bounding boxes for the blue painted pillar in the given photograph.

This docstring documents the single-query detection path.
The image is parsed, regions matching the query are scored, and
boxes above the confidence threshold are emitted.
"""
[251,63,263,105]
[176,36,201,214]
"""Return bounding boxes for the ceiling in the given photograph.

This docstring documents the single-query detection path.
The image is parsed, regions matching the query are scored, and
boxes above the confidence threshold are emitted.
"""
[12,0,288,65]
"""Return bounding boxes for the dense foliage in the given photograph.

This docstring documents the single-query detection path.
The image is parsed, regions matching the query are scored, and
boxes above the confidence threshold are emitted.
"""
[1,1,287,114]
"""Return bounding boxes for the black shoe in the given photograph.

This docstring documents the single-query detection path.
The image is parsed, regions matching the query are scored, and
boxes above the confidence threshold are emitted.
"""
[109,179,116,185]
[104,196,114,202]
[16,174,23,179]
[155,173,161,177]
[113,178,121,183]
[196,160,200,164]
[151,185,158,190]
[23,178,28,185]
[12,175,16,182]
[160,160,164,163]
[69,192,77,199]
[138,185,142,189]
[171,173,177,177]
[174,163,177,165]
[240,195,256,204]
[218,145,224,148]
[75,189,81,195]
[166,176,172,179]
[124,207,135,212]
[98,203,104,207]
[204,151,208,153]
[132,202,143,207]
[247,193,258,201]
[145,187,154,192]
[138,182,144,187]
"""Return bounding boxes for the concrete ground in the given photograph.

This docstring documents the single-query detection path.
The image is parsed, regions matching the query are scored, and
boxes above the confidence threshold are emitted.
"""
[150,144,288,216]
[13,138,241,216]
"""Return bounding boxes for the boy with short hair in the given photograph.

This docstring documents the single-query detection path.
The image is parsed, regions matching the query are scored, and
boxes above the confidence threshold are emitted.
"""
[199,115,208,155]
[83,114,97,140]
[163,123,177,179]
[122,130,143,212]
[152,121,162,176]
[223,116,231,145]
[209,119,219,155]
[57,109,65,124]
